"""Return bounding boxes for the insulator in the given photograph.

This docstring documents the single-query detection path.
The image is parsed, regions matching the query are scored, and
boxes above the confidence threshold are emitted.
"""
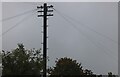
[47,5,53,8]
[37,6,43,9]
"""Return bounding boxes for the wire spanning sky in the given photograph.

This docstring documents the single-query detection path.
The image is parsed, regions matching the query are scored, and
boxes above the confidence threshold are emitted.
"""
[2,2,118,75]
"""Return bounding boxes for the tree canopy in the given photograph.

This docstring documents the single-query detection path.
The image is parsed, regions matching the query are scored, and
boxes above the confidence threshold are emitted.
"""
[48,57,94,77]
[2,44,117,77]
[108,72,116,77]
[2,43,43,75]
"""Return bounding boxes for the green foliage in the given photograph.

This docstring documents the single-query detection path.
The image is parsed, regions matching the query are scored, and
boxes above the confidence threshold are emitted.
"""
[84,69,93,75]
[48,57,84,76]
[48,57,95,77]
[2,44,115,77]
[108,72,116,77]
[2,43,43,75]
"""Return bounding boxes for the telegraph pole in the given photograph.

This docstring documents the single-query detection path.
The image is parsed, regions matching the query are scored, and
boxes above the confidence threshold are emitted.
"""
[37,3,53,77]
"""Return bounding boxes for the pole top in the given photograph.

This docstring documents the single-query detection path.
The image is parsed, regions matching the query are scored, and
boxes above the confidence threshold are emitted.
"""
[44,3,47,5]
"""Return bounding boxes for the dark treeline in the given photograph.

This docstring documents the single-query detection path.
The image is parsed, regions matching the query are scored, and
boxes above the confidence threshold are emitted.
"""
[2,44,117,77]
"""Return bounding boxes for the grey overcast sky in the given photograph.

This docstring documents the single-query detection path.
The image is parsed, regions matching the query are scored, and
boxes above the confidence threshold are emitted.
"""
[2,2,118,75]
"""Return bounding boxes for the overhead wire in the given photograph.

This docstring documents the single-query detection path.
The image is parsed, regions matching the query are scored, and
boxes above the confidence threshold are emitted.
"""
[53,8,119,46]
[64,15,118,57]
[53,8,117,56]
[1,8,37,37]
[2,9,37,58]
[1,8,38,22]
[53,8,117,62]
[53,8,117,51]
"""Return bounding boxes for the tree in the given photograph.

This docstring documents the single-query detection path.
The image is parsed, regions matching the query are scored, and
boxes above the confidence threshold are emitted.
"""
[48,57,84,77]
[108,72,116,77]
[2,43,43,75]
[84,69,93,75]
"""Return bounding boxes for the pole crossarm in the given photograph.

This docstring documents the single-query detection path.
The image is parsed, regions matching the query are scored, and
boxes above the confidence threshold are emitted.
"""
[37,4,53,18]
[37,10,53,12]
[37,5,53,9]
[38,14,53,17]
